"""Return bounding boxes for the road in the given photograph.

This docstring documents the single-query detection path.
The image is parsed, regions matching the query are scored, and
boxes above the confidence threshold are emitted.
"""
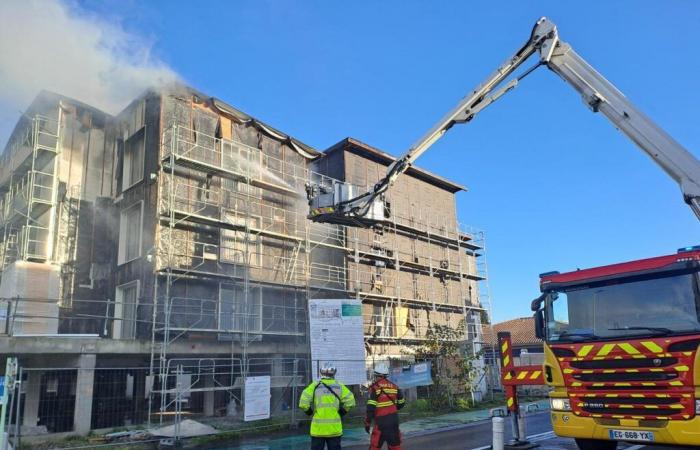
[345,412,678,450]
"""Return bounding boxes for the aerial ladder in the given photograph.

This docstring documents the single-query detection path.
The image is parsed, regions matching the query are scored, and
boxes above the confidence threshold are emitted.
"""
[306,17,700,450]
[307,17,700,226]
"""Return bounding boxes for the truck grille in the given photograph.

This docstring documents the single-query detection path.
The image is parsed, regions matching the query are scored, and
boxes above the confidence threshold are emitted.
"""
[552,337,697,420]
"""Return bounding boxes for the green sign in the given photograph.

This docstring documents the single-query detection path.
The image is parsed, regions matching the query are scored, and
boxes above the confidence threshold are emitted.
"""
[341,303,361,317]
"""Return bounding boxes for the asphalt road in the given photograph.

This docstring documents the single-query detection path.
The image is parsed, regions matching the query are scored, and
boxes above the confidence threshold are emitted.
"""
[345,412,553,450]
[345,412,681,450]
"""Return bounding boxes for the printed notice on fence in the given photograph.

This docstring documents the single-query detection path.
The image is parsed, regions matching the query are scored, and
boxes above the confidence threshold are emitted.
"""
[244,376,271,421]
[309,299,367,386]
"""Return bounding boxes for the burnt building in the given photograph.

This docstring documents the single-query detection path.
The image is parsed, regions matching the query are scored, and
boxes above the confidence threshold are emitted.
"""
[0,86,491,437]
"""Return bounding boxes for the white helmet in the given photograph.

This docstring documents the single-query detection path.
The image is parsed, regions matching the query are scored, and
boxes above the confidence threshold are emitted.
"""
[374,362,390,376]
[320,363,337,378]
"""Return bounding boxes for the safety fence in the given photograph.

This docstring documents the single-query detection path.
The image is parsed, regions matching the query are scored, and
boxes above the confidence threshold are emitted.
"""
[0,356,506,449]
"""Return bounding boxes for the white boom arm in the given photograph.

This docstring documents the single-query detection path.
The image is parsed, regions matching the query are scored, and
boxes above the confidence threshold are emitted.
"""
[308,17,700,225]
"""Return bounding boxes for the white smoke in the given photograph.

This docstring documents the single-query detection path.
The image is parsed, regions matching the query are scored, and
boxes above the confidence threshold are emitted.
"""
[0,0,179,145]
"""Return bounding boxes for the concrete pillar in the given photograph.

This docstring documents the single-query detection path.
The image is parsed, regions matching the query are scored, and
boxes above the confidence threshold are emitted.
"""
[203,375,215,417]
[73,354,96,435]
[22,370,42,431]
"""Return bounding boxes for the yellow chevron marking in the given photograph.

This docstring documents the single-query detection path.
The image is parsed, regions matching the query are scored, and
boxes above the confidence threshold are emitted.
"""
[619,343,641,355]
[682,394,691,398]
[517,371,528,380]
[683,352,692,356]
[603,369,616,374]
[592,414,602,418]
[642,382,656,386]
[563,369,573,374]
[625,369,639,373]
[503,356,510,367]
[530,371,541,379]
[504,373,513,380]
[572,382,582,387]
[671,404,684,409]
[597,344,616,356]
[669,381,683,386]
[641,341,663,353]
[631,394,645,398]
[592,383,605,387]
[632,355,645,359]
[577,345,594,357]
[650,368,664,372]
[632,416,645,420]
[577,403,584,407]
[612,415,624,419]
[683,415,690,419]
[605,394,619,398]
[507,397,514,407]
[674,366,689,372]
[615,383,632,387]
[656,394,670,398]
[644,405,659,409]
[619,405,633,409]
[582,370,593,374]
[501,341,509,353]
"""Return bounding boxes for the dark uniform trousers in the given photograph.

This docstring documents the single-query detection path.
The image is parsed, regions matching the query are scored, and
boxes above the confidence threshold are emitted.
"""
[311,436,342,450]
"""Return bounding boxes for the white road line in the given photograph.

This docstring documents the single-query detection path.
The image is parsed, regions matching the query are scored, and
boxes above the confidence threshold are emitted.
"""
[469,431,555,449]
[527,431,555,441]
[624,446,645,450]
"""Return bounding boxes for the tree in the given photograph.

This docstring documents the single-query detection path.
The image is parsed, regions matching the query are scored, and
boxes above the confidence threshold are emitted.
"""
[413,319,484,410]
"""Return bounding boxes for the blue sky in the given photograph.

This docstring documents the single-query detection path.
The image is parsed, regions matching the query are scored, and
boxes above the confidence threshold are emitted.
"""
[80,1,699,322]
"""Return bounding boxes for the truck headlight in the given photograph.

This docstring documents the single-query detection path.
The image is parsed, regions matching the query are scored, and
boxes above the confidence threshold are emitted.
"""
[551,398,571,411]
[696,400,700,414]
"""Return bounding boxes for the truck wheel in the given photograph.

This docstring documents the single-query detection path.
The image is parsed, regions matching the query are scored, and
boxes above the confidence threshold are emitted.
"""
[575,439,618,450]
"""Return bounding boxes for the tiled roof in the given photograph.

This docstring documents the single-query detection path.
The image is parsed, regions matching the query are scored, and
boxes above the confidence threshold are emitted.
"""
[482,317,542,348]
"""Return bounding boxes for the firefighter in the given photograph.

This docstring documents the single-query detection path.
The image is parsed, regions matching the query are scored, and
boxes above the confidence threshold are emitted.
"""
[365,362,405,450]
[299,363,356,450]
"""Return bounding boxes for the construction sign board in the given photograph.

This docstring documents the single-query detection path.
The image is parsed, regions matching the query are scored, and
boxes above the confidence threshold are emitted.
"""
[309,299,367,386]
[244,376,271,421]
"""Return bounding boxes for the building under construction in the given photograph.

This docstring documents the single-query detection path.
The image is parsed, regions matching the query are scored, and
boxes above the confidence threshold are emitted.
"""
[0,86,491,436]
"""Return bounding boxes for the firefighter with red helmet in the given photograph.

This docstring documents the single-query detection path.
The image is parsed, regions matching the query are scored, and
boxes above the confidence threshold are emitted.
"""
[364,362,405,450]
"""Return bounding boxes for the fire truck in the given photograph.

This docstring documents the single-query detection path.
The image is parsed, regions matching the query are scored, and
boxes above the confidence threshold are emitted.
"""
[531,248,700,449]
[306,17,700,449]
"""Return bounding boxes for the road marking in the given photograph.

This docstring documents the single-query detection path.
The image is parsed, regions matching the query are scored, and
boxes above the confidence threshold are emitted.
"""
[469,431,555,449]
[624,446,645,450]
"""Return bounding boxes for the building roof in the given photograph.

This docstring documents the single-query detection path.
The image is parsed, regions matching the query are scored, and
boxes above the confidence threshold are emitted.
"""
[482,317,542,348]
[324,137,466,193]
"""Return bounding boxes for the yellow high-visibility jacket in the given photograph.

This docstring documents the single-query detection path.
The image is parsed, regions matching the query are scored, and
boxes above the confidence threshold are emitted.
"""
[299,378,356,437]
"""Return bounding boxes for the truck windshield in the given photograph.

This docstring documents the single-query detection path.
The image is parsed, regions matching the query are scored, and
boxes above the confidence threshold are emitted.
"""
[545,271,700,342]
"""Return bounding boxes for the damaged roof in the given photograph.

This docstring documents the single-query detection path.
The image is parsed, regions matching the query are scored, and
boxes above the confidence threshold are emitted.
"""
[324,137,467,193]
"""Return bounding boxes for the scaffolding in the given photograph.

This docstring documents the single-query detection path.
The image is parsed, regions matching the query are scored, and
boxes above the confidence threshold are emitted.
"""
[147,99,492,425]
[0,112,61,272]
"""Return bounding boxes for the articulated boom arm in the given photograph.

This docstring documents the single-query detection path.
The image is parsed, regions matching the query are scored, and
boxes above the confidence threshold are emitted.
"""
[308,17,700,225]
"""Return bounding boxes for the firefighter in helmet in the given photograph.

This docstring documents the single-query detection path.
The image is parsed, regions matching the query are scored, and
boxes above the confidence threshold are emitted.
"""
[299,363,356,450]
[365,362,405,450]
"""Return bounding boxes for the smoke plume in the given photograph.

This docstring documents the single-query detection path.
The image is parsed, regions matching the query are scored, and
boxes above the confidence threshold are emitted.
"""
[0,0,179,146]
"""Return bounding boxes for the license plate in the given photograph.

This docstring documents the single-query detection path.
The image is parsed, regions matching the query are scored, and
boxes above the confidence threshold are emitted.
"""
[609,429,655,442]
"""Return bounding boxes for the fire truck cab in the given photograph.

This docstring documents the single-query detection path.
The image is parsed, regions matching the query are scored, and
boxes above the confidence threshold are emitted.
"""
[532,247,700,449]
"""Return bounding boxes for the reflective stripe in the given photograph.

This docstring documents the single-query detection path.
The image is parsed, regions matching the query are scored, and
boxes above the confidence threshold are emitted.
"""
[367,400,378,406]
[618,343,640,355]
[577,345,594,357]
[597,344,616,356]
[641,341,663,353]
[312,417,342,424]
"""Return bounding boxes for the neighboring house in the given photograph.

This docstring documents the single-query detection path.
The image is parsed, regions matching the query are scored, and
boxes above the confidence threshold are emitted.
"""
[0,87,491,436]
[483,316,544,364]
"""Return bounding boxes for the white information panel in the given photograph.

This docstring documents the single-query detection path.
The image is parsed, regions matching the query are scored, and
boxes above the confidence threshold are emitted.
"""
[244,376,271,421]
[309,299,367,386]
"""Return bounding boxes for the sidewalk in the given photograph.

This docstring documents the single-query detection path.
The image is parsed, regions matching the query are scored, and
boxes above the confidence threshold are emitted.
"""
[217,400,550,450]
